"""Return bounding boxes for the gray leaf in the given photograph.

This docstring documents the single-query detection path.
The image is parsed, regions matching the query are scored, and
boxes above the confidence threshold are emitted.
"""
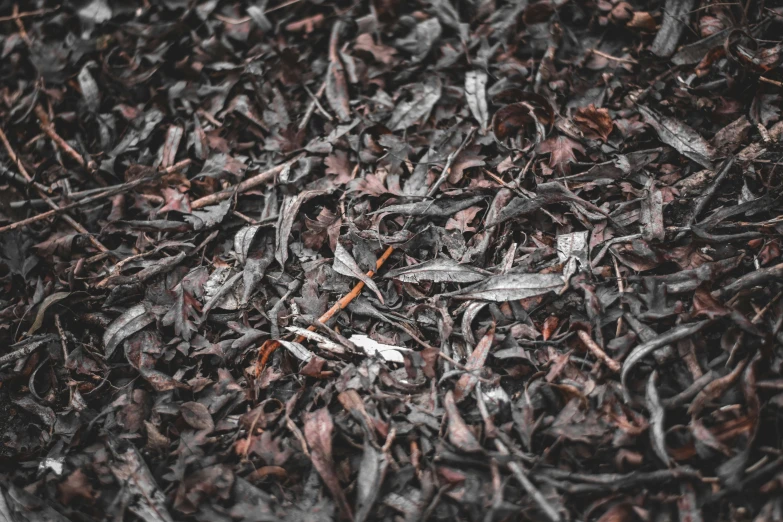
[278,340,314,362]
[371,196,483,217]
[234,225,261,266]
[333,242,384,303]
[104,303,153,358]
[384,257,488,283]
[275,189,327,268]
[465,70,488,132]
[77,65,100,112]
[621,320,710,402]
[387,76,442,131]
[453,273,564,301]
[638,105,715,169]
[183,199,231,230]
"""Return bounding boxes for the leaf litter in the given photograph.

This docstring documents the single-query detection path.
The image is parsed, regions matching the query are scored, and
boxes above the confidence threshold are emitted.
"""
[1,1,783,521]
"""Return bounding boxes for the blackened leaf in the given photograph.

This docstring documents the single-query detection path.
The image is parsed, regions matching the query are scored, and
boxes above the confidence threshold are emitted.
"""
[27,291,71,336]
[452,273,564,301]
[384,257,488,283]
[278,340,314,362]
[15,396,56,427]
[638,105,716,169]
[621,320,711,401]
[355,442,388,522]
[109,445,175,522]
[646,371,670,465]
[651,0,695,57]
[234,225,262,266]
[640,182,665,241]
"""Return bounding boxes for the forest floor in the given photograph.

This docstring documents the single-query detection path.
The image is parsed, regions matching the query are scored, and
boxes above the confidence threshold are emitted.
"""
[1,1,783,521]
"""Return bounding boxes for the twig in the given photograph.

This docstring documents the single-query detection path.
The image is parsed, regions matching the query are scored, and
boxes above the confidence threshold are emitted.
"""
[0,159,191,235]
[589,49,638,64]
[34,105,98,174]
[12,4,31,46]
[0,5,58,22]
[495,439,562,522]
[304,84,333,122]
[264,0,302,14]
[576,330,621,373]
[759,76,783,88]
[191,154,303,209]
[0,126,113,256]
[298,80,327,130]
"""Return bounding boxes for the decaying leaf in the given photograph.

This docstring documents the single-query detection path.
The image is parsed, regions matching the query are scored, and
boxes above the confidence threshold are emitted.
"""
[384,257,488,283]
[638,105,716,169]
[333,242,385,303]
[387,76,442,131]
[452,273,564,301]
[465,70,489,132]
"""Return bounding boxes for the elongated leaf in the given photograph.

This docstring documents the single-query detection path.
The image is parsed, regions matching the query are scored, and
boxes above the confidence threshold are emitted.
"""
[465,70,488,131]
[387,76,442,131]
[27,291,71,336]
[638,105,715,169]
[454,325,495,402]
[332,242,384,303]
[234,225,262,266]
[443,391,482,452]
[304,408,353,520]
[183,199,231,230]
[372,196,483,217]
[621,320,710,401]
[275,189,328,268]
[453,273,564,301]
[278,340,314,362]
[384,257,487,283]
[104,303,153,358]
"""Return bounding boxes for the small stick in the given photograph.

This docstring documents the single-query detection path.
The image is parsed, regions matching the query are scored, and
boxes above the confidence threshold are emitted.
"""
[0,5,58,22]
[0,159,191,235]
[589,48,638,64]
[299,79,327,130]
[191,154,303,209]
[304,84,333,122]
[495,439,562,522]
[12,4,31,46]
[0,126,113,255]
[577,330,621,373]
[34,105,90,170]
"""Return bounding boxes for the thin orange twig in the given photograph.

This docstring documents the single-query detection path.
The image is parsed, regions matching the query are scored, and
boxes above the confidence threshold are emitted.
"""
[255,245,394,375]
